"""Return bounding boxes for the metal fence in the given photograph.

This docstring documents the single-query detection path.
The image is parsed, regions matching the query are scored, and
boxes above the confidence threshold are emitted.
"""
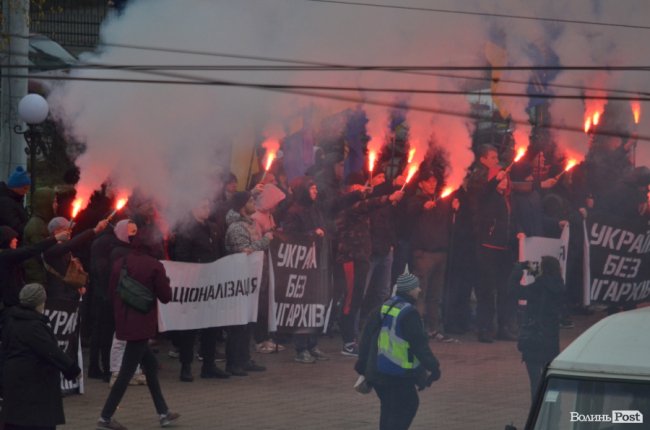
[30,0,109,50]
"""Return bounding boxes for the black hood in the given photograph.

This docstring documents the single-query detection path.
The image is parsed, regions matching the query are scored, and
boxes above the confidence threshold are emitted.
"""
[290,176,315,206]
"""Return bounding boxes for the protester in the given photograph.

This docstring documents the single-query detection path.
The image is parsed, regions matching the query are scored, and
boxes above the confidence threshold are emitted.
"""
[0,166,31,239]
[407,169,458,342]
[224,191,270,375]
[282,177,331,363]
[96,226,179,430]
[336,171,404,356]
[1,283,81,430]
[23,187,58,284]
[0,226,66,309]
[510,257,565,401]
[467,145,518,343]
[171,198,230,381]
[355,270,441,430]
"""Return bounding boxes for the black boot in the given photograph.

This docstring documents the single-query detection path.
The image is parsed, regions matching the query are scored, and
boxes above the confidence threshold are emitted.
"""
[180,364,194,382]
[200,363,231,379]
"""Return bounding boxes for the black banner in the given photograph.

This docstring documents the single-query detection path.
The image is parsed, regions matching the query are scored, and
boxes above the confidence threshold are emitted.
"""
[584,212,650,305]
[268,234,332,334]
[44,298,83,394]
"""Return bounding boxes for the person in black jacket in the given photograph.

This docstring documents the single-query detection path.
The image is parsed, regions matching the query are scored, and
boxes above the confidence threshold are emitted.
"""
[407,170,458,342]
[0,166,31,240]
[0,226,66,309]
[171,199,230,382]
[509,257,565,401]
[1,283,81,430]
[355,270,441,430]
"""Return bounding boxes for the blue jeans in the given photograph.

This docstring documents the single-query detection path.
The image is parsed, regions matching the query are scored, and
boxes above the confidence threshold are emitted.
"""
[361,249,394,321]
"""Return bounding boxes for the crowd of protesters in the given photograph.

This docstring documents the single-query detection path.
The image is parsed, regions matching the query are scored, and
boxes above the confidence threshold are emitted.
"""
[0,125,648,429]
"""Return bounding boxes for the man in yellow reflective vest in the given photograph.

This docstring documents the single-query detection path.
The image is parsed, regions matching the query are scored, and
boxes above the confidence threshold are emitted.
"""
[355,268,441,430]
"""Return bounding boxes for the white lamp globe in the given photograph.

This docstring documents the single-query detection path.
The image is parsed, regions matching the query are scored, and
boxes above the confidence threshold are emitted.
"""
[18,94,49,124]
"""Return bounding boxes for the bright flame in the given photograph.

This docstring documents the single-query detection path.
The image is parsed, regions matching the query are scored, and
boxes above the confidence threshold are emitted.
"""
[584,117,592,133]
[404,164,418,184]
[115,198,128,211]
[71,198,83,219]
[514,148,526,163]
[440,187,454,199]
[264,152,276,172]
[407,148,416,164]
[632,101,641,124]
[368,150,377,173]
[564,159,578,172]
[592,111,600,126]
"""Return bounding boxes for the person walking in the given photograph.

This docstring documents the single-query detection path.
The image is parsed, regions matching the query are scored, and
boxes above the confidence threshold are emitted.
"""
[96,232,179,430]
[1,283,81,430]
[355,270,441,430]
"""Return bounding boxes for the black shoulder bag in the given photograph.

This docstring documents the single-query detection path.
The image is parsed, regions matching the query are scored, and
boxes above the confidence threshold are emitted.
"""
[117,256,155,314]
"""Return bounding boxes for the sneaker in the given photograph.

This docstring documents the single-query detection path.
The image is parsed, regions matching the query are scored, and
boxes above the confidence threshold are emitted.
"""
[97,417,128,430]
[180,365,194,382]
[341,343,359,357]
[309,348,329,361]
[294,350,316,364]
[129,373,147,385]
[167,349,179,359]
[196,353,203,362]
[429,331,459,343]
[256,341,276,354]
[159,411,180,427]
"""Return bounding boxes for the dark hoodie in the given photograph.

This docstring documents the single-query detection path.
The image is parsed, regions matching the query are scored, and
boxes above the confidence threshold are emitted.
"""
[282,177,326,236]
[0,182,29,239]
[23,187,57,283]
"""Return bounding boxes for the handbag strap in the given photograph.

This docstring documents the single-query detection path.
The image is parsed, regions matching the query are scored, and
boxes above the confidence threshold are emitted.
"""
[41,253,64,280]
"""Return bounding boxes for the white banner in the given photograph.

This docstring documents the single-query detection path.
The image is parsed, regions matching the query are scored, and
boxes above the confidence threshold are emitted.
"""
[158,251,264,332]
[518,225,570,285]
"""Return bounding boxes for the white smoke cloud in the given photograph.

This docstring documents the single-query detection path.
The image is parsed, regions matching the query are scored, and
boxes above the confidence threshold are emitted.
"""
[48,0,650,224]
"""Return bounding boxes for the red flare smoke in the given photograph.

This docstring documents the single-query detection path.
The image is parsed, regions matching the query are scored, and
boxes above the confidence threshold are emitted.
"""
[71,198,83,220]
[440,187,454,199]
[632,101,641,124]
[407,148,416,164]
[368,150,377,173]
[265,152,276,172]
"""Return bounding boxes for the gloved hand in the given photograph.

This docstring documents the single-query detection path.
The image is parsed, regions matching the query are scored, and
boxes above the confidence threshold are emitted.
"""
[426,367,441,386]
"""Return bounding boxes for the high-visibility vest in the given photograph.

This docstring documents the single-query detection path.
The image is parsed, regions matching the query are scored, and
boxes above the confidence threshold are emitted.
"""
[377,296,420,375]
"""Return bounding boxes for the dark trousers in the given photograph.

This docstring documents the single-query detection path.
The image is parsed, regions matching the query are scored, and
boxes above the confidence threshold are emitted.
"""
[226,324,251,368]
[360,250,394,324]
[374,382,419,430]
[340,259,370,344]
[173,328,218,366]
[476,246,516,334]
[444,239,477,333]
[89,297,114,374]
[101,340,168,419]
[525,360,545,402]
[412,250,447,332]
[294,333,318,353]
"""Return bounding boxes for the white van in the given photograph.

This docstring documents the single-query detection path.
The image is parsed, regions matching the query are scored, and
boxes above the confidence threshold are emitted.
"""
[514,306,650,429]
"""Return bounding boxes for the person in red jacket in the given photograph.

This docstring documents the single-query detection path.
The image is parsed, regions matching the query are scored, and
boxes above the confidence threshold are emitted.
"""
[96,236,180,430]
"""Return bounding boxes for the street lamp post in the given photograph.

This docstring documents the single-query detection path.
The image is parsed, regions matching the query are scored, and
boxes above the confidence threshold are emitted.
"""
[13,94,51,203]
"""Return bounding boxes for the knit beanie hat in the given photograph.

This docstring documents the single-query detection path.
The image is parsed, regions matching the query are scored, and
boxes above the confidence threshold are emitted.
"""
[0,226,19,248]
[7,166,31,188]
[232,191,252,212]
[19,283,47,309]
[114,219,134,243]
[48,217,70,234]
[394,266,419,295]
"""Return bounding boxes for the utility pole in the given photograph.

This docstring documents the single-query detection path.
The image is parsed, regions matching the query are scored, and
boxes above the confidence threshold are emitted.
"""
[1,0,30,180]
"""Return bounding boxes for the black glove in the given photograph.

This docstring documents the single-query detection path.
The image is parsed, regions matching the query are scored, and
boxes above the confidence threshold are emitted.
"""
[426,367,441,386]
[62,364,81,381]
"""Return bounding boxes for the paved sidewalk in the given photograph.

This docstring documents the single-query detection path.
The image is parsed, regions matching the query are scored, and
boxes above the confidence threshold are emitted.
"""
[61,312,602,430]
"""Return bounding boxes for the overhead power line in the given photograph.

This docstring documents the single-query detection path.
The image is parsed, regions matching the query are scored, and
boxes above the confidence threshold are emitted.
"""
[306,0,650,31]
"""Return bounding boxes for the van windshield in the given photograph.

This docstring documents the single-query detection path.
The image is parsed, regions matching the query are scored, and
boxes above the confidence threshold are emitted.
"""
[532,377,649,430]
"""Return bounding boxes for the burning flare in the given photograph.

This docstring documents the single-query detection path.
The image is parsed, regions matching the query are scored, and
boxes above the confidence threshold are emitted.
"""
[632,101,641,124]
[584,117,592,134]
[400,164,418,192]
[407,148,416,164]
[264,152,276,172]
[440,187,454,199]
[564,159,578,173]
[107,197,129,221]
[71,198,83,219]
[514,147,526,163]
[368,150,377,173]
